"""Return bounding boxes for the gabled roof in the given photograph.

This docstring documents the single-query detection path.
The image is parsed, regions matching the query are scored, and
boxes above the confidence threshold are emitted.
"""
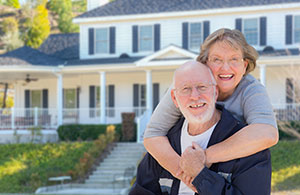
[0,46,65,66]
[136,44,197,66]
[77,0,300,19]
[38,33,79,60]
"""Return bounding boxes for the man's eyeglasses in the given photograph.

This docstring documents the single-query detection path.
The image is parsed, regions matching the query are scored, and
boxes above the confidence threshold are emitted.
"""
[174,83,215,96]
[208,56,244,67]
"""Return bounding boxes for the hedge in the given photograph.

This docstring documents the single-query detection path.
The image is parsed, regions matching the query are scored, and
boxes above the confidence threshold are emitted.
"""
[57,124,123,141]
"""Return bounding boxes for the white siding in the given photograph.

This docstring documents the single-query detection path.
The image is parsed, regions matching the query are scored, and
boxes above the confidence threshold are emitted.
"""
[79,7,300,59]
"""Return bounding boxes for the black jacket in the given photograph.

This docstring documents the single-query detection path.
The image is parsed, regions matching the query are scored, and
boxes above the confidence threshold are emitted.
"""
[129,105,271,195]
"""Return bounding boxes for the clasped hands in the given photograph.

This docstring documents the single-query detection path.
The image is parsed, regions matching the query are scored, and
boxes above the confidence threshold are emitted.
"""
[176,142,208,192]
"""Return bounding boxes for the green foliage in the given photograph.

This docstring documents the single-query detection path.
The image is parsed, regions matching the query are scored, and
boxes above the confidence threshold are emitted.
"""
[1,17,18,34]
[271,140,300,191]
[48,0,79,33]
[0,127,116,192]
[0,17,23,51]
[22,5,50,48]
[57,124,122,141]
[71,0,86,13]
[4,0,20,8]
[278,120,300,140]
[0,92,14,108]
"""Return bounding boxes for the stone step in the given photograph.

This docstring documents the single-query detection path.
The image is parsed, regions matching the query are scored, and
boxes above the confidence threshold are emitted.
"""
[73,182,130,189]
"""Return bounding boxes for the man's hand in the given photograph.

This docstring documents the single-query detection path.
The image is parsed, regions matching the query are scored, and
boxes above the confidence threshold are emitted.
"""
[176,171,197,192]
[180,142,206,178]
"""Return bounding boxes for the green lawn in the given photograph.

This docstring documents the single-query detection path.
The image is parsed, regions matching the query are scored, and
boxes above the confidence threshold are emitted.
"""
[271,140,300,192]
[0,142,94,193]
[0,140,299,193]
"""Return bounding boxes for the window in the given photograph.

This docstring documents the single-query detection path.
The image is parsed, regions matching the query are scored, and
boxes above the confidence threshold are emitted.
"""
[189,22,202,50]
[139,25,153,52]
[31,90,42,108]
[243,18,258,45]
[294,15,300,43]
[94,86,114,117]
[140,84,146,108]
[64,89,77,108]
[95,28,109,54]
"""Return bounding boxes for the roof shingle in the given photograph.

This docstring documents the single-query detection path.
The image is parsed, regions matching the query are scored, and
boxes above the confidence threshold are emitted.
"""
[76,0,300,18]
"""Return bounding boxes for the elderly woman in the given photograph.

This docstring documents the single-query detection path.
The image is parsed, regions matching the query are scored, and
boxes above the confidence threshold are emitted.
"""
[143,28,278,185]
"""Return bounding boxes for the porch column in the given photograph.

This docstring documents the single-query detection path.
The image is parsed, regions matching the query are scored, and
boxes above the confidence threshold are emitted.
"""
[146,70,153,114]
[100,71,106,124]
[56,73,63,126]
[259,64,266,86]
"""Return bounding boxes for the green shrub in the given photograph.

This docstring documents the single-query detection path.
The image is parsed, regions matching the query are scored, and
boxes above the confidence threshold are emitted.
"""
[57,124,122,141]
[278,120,300,140]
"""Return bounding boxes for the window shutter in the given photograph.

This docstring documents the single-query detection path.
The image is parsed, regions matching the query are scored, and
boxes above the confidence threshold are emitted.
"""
[286,15,293,45]
[108,85,115,117]
[182,22,189,49]
[25,90,30,108]
[133,84,139,107]
[153,83,159,111]
[42,89,48,109]
[89,86,95,117]
[132,25,138,53]
[260,17,267,46]
[76,87,80,108]
[88,28,94,55]
[25,90,30,117]
[154,24,161,51]
[203,21,210,42]
[109,27,116,54]
[235,18,242,32]
[108,85,115,107]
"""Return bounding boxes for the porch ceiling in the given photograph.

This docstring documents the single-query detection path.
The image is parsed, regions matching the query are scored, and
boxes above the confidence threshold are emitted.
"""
[0,72,56,83]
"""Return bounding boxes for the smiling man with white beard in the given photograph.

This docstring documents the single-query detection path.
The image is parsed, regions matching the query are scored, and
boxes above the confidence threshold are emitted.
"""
[129,61,271,195]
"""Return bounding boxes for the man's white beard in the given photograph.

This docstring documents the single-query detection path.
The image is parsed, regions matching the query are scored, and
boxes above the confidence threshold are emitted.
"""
[177,95,216,127]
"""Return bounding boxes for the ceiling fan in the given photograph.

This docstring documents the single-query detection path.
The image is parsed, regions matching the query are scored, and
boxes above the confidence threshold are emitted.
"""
[24,74,38,83]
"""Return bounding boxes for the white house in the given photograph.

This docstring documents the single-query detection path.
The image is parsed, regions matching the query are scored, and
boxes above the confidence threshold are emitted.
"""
[0,0,300,142]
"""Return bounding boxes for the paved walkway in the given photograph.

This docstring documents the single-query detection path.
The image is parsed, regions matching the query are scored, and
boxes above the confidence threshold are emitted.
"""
[37,188,127,195]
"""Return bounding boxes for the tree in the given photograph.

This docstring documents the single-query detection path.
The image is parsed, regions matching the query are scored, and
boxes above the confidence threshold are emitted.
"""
[1,17,23,51]
[48,0,78,33]
[22,4,50,48]
[3,0,20,8]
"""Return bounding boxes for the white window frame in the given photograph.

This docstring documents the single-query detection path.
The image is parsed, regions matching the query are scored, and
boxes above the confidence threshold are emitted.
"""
[294,15,300,43]
[139,25,154,52]
[189,22,203,50]
[95,27,109,54]
[243,18,259,46]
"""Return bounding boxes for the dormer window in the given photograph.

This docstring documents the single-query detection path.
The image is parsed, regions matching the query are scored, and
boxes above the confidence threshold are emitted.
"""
[189,22,203,50]
[139,25,153,52]
[235,17,266,46]
[243,18,258,45]
[132,24,160,53]
[88,27,115,55]
[95,28,109,54]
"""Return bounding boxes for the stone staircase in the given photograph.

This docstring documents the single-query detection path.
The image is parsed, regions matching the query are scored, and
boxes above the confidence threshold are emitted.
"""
[75,142,145,189]
[37,142,145,195]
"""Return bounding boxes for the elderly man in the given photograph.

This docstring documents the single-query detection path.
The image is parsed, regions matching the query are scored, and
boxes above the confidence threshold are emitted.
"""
[129,61,271,195]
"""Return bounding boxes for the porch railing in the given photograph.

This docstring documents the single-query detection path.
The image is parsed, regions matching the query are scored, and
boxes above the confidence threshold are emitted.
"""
[1,104,298,131]
[0,107,147,130]
[273,103,300,121]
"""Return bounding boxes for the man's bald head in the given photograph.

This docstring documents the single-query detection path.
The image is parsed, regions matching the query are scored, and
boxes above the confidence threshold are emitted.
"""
[173,61,216,89]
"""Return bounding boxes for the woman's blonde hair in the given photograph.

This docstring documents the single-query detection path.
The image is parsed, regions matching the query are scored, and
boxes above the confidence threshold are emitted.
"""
[196,28,259,75]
